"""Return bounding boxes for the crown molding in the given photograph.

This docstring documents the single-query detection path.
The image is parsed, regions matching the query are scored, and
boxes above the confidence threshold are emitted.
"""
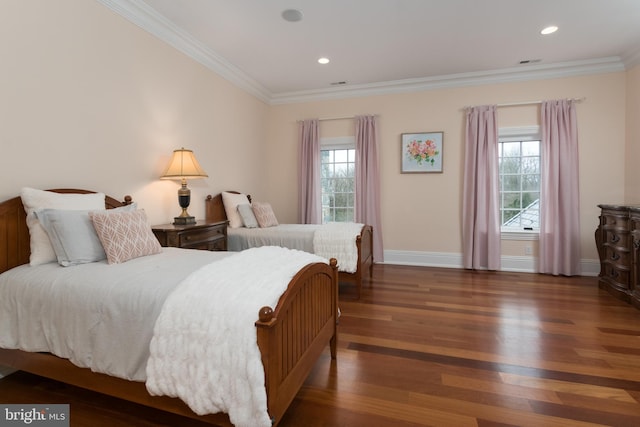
[623,46,640,69]
[97,0,628,106]
[269,57,625,104]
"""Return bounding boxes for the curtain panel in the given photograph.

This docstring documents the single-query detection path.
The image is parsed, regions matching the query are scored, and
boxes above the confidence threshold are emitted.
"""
[462,105,501,270]
[355,115,384,262]
[539,99,581,275]
[297,119,321,224]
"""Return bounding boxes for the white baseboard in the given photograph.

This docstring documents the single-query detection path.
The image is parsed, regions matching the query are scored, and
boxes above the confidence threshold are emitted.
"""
[382,250,600,277]
[0,365,16,379]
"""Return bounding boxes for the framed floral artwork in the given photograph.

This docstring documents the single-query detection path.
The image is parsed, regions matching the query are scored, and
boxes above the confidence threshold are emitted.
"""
[401,132,443,173]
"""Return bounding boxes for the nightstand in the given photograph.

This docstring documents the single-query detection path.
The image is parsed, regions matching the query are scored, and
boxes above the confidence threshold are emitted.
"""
[152,220,228,251]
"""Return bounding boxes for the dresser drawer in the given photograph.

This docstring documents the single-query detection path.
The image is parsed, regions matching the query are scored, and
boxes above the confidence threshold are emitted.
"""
[602,262,630,291]
[179,226,225,247]
[603,246,629,266]
[601,209,630,228]
[602,228,629,248]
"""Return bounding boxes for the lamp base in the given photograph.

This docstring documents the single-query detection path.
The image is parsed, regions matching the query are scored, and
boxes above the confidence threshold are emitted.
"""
[173,215,196,225]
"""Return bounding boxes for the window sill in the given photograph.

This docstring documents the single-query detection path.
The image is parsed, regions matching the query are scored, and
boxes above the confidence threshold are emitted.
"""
[501,230,539,241]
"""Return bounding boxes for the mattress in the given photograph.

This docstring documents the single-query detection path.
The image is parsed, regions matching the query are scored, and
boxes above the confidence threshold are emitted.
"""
[0,248,231,381]
[227,224,320,252]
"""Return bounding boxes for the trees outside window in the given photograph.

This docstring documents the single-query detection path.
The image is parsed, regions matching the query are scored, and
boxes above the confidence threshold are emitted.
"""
[321,148,355,223]
[499,135,540,231]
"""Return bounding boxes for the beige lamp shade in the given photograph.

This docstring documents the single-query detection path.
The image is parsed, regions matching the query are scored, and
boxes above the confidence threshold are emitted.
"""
[160,148,208,179]
[161,148,208,225]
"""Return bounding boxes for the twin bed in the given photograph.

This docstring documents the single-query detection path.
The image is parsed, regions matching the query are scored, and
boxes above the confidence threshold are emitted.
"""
[206,191,374,298]
[0,189,339,426]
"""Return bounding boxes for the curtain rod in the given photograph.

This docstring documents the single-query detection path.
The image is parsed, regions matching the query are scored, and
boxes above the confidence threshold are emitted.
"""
[318,115,355,122]
[305,114,378,122]
[463,97,585,110]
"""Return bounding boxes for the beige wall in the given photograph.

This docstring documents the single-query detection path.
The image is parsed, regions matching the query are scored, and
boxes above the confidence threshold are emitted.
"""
[0,0,269,226]
[626,64,640,202]
[267,73,627,267]
[1,0,634,272]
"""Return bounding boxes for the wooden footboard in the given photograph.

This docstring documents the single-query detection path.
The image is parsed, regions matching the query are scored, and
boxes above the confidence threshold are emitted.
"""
[257,258,338,425]
[337,224,374,298]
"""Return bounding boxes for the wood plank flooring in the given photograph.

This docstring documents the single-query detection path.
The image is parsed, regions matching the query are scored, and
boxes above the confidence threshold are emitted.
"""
[2,264,640,426]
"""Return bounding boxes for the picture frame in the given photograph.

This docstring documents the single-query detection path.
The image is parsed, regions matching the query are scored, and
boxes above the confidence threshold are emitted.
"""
[401,132,443,173]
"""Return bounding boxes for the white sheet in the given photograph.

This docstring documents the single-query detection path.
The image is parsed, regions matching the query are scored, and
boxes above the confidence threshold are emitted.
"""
[0,248,231,381]
[228,223,364,273]
[228,224,318,252]
[146,246,327,427]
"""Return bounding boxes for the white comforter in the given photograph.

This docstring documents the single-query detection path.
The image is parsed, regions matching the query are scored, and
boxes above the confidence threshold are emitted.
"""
[313,222,364,273]
[146,246,328,427]
[0,248,230,381]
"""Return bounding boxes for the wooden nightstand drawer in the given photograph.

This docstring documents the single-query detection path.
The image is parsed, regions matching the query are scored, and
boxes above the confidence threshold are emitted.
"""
[180,226,225,247]
[152,220,228,251]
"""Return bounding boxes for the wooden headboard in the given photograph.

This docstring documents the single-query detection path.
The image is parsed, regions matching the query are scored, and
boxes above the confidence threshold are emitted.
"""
[0,189,132,274]
[205,191,251,223]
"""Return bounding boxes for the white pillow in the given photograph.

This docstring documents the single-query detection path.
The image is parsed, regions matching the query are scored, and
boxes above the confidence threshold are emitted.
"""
[221,192,250,228]
[35,203,137,267]
[20,188,106,266]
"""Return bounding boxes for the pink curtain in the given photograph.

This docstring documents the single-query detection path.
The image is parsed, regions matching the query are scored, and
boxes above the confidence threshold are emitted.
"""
[297,119,321,224]
[355,115,384,262]
[462,105,501,270]
[539,100,581,275]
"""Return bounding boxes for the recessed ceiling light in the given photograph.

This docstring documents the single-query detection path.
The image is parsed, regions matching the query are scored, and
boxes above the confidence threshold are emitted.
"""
[540,25,558,35]
[318,57,330,65]
[281,9,303,22]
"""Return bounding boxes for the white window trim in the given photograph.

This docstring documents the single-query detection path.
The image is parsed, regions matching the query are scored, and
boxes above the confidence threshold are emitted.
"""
[320,136,355,150]
[320,136,356,224]
[499,126,541,240]
[501,230,539,241]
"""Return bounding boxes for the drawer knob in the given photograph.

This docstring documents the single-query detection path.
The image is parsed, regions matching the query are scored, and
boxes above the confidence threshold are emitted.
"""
[611,253,620,261]
[611,234,620,243]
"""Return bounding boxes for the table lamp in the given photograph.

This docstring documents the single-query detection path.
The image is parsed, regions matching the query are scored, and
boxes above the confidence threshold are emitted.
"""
[160,147,208,225]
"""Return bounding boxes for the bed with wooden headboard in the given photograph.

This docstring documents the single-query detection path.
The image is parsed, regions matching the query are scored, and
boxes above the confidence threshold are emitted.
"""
[206,191,373,298]
[0,188,338,426]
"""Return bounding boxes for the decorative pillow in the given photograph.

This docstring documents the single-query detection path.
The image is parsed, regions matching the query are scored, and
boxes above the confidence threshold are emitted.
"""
[35,203,137,267]
[221,192,250,228]
[20,188,106,266]
[252,202,279,228]
[237,203,258,228]
[89,209,161,264]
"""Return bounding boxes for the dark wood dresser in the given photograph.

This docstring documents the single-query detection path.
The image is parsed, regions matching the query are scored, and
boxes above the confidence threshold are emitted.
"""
[595,204,640,309]
[152,220,228,251]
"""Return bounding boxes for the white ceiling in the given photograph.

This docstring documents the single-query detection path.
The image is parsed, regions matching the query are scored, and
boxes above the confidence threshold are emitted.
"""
[101,0,640,104]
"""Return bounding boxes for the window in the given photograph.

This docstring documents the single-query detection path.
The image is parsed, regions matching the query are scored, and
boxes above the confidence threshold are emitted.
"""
[320,137,355,223]
[499,128,540,232]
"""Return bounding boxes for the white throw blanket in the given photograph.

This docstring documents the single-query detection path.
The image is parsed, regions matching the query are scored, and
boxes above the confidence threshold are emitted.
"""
[145,246,327,427]
[313,222,364,273]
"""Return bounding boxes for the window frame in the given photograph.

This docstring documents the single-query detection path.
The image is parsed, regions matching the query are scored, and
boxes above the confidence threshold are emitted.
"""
[320,137,356,224]
[498,126,541,240]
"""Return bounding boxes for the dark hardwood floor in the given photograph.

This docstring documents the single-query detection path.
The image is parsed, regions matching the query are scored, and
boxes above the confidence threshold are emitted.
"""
[2,264,640,426]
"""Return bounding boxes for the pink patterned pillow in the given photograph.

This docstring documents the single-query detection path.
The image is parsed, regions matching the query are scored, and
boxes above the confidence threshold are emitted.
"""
[89,209,161,264]
[252,202,279,228]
